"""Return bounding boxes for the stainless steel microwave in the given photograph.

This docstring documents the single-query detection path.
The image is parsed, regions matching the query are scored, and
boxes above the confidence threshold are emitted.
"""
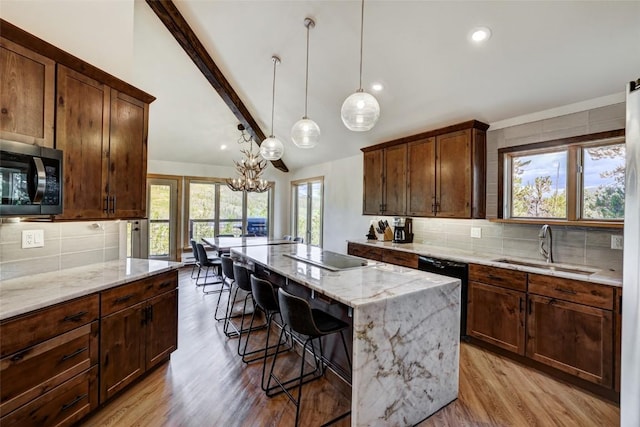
[0,139,63,216]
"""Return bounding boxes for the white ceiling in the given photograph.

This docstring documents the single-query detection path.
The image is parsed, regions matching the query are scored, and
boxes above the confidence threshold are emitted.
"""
[133,0,640,172]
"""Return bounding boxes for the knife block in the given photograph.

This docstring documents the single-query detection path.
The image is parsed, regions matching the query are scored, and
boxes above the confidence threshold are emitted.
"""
[382,227,394,241]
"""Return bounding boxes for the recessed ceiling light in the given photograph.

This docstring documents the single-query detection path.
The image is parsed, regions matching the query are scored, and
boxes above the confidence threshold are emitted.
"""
[470,27,491,43]
[220,144,227,150]
[371,83,384,92]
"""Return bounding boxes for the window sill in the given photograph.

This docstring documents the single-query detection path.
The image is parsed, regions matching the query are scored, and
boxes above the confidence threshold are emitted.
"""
[489,218,624,229]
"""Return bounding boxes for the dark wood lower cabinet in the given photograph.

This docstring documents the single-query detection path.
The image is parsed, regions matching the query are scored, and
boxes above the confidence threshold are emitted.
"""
[467,281,525,355]
[100,302,147,402]
[0,366,98,427]
[526,294,613,387]
[146,290,179,369]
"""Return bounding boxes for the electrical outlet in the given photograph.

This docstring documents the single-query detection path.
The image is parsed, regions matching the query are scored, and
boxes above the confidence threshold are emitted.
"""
[470,227,482,239]
[22,230,44,249]
[611,235,624,250]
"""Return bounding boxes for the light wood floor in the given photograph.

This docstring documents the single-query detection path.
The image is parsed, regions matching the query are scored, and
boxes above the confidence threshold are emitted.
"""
[83,269,619,427]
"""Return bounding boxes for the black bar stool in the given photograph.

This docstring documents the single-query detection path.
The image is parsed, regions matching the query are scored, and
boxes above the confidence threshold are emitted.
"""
[240,275,291,390]
[195,242,223,294]
[214,255,235,321]
[267,288,351,427]
[223,263,266,339]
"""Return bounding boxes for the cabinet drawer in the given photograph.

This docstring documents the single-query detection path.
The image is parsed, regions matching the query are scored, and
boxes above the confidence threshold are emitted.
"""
[469,264,527,292]
[101,278,153,316]
[0,322,98,415]
[347,243,383,261]
[0,295,99,358]
[0,366,98,427]
[149,270,178,295]
[528,274,614,310]
[382,249,418,269]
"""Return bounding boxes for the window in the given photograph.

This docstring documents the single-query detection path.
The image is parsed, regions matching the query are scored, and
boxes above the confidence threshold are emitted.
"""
[499,130,625,223]
[292,177,323,246]
[185,178,273,248]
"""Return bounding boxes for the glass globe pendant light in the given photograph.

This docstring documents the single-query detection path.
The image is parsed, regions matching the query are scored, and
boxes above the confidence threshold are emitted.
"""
[260,56,284,161]
[341,0,380,132]
[291,18,320,148]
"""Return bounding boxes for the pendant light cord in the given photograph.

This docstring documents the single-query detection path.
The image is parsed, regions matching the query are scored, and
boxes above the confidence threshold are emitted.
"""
[270,57,278,137]
[358,0,365,90]
[304,23,310,118]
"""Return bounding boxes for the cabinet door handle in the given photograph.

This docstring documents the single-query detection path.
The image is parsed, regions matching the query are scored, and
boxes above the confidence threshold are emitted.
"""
[63,311,88,322]
[114,294,134,304]
[519,298,523,312]
[61,347,88,361]
[148,306,153,322]
[103,196,109,213]
[61,394,87,412]
[110,195,116,214]
[159,280,174,289]
[555,287,577,295]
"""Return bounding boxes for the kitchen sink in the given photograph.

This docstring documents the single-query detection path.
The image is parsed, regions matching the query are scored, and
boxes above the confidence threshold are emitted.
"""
[492,258,599,276]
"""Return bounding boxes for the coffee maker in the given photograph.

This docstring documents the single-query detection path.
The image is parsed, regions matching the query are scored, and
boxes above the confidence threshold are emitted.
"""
[392,217,413,243]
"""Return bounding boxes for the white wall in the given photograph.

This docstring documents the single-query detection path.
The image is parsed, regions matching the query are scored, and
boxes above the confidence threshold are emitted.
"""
[1,0,134,82]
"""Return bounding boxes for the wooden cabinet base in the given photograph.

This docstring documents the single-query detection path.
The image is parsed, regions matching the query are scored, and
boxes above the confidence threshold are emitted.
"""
[0,366,98,427]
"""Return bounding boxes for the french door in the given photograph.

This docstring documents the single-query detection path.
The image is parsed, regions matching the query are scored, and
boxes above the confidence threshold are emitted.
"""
[292,177,323,246]
[147,176,180,261]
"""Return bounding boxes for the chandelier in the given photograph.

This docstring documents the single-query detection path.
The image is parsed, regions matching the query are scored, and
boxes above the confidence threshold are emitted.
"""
[226,124,270,193]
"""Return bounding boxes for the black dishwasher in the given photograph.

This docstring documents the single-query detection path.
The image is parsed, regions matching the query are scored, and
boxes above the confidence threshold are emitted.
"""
[418,256,469,339]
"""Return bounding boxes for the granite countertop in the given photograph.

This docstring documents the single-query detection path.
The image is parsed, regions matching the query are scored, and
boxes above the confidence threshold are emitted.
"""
[231,244,460,308]
[0,258,183,321]
[349,240,623,287]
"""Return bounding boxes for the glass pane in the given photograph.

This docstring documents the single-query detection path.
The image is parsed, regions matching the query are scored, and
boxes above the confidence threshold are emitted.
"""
[582,143,625,219]
[149,222,170,257]
[510,151,567,218]
[219,186,243,236]
[310,182,322,246]
[149,184,171,257]
[247,190,269,236]
[296,185,307,241]
[189,183,216,242]
[126,222,132,258]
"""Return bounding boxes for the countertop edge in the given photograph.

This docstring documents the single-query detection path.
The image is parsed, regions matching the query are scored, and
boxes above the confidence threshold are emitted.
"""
[348,240,623,287]
[0,261,183,322]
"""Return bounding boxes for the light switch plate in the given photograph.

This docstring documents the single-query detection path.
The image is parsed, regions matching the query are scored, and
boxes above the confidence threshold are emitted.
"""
[22,230,44,249]
[470,227,482,239]
[611,235,623,250]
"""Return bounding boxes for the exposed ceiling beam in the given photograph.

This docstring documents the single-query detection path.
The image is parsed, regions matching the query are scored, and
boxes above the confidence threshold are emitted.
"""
[145,0,289,173]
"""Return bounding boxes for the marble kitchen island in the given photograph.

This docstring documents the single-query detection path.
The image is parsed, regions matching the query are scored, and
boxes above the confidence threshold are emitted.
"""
[232,244,461,427]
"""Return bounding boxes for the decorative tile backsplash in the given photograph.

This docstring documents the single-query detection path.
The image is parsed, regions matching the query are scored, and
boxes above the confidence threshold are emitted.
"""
[0,220,125,280]
[375,217,623,273]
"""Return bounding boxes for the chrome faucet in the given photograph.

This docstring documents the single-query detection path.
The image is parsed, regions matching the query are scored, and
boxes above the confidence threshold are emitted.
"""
[538,224,553,263]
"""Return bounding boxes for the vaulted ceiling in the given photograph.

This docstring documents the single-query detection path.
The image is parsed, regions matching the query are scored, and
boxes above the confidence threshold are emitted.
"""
[133,0,640,172]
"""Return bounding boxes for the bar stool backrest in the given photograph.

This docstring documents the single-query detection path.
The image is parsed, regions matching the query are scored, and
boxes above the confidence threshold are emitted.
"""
[221,255,235,281]
[277,288,321,337]
[190,239,200,263]
[233,263,252,292]
[196,243,216,267]
[250,275,279,313]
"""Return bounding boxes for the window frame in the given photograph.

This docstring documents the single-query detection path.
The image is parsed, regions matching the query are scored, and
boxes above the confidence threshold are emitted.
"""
[497,129,625,226]
[291,176,324,246]
[183,176,274,249]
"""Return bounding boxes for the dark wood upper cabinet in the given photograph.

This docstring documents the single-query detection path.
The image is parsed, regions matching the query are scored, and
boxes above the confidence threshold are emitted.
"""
[0,37,55,148]
[383,144,407,216]
[362,120,488,218]
[56,66,148,219]
[407,137,436,216]
[363,150,384,215]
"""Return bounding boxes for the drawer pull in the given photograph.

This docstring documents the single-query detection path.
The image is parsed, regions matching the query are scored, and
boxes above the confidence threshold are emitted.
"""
[61,347,88,361]
[61,393,87,412]
[10,350,27,363]
[159,280,174,289]
[555,287,577,295]
[63,311,88,322]
[114,294,134,304]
